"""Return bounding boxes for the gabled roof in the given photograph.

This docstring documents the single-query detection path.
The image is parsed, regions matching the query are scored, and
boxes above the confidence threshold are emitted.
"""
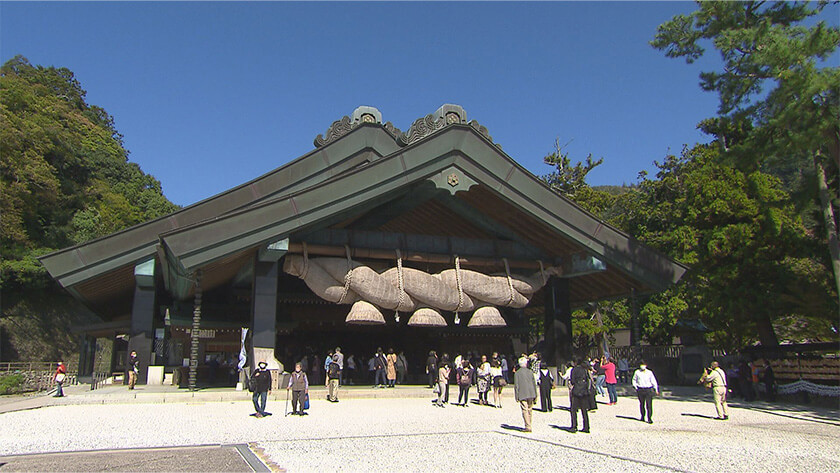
[40,104,687,311]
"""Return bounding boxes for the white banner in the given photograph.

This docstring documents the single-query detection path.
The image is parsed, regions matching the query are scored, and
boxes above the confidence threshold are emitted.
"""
[237,328,248,370]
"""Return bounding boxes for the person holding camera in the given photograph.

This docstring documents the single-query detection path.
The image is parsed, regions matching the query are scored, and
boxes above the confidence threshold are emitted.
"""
[700,360,728,420]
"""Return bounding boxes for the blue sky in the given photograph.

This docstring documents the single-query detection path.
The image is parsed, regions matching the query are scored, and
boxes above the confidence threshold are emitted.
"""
[3,2,833,207]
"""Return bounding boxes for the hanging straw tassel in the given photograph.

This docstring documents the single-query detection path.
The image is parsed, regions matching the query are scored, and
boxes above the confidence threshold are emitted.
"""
[345,301,386,325]
[467,306,506,328]
[407,307,447,327]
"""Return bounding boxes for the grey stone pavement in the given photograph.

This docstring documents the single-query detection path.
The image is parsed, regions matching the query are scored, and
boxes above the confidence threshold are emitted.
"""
[0,383,838,472]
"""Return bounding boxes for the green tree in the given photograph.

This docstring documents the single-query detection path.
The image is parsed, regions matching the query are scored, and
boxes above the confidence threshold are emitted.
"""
[651,0,840,310]
[0,56,180,361]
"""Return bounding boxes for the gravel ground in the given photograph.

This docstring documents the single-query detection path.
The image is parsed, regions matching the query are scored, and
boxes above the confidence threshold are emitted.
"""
[0,392,837,473]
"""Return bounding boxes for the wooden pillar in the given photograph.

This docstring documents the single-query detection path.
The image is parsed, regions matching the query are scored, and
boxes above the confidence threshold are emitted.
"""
[544,276,573,366]
[128,259,156,385]
[251,260,279,371]
[189,270,202,391]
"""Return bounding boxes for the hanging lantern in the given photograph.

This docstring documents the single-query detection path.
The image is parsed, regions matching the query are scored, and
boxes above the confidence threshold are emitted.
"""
[345,301,386,325]
[467,306,506,328]
[407,307,447,327]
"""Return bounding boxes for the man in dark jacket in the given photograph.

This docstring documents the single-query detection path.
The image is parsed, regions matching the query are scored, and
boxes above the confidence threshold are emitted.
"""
[569,358,593,433]
[514,357,537,432]
[127,351,139,390]
[251,361,272,418]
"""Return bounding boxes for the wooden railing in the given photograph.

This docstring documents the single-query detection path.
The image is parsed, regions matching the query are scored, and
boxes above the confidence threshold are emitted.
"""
[0,362,78,391]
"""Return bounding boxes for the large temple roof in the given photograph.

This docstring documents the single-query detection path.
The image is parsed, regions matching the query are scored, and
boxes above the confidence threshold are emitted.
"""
[40,104,687,316]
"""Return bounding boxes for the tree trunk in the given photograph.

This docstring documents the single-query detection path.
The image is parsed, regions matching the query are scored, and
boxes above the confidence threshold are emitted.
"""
[814,154,840,308]
[756,313,779,347]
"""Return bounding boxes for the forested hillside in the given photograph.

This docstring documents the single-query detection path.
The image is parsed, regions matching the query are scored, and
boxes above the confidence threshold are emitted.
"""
[0,56,179,361]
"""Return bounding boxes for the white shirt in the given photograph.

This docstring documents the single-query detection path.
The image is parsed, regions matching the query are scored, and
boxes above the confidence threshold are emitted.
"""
[632,368,659,392]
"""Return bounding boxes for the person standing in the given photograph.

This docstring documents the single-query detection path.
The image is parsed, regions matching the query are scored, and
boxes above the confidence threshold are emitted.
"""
[53,362,67,397]
[538,362,554,412]
[476,355,492,405]
[617,357,630,384]
[345,354,356,385]
[374,348,388,388]
[287,362,309,416]
[333,347,344,385]
[456,360,473,406]
[327,355,341,402]
[435,356,451,407]
[514,358,537,432]
[426,350,438,388]
[602,357,618,405]
[632,360,659,424]
[700,361,728,420]
[251,361,272,418]
[386,348,397,388]
[500,354,510,383]
[396,351,407,385]
[127,351,139,390]
[490,359,505,408]
[323,350,334,387]
[593,358,606,398]
[568,358,594,433]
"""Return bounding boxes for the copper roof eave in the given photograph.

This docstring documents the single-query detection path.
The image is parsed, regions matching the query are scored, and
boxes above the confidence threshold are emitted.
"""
[159,125,687,292]
[38,124,401,288]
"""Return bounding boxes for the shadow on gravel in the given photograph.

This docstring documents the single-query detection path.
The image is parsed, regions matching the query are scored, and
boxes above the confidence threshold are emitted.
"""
[500,423,529,432]
[548,424,579,434]
[615,415,645,422]
[681,413,717,420]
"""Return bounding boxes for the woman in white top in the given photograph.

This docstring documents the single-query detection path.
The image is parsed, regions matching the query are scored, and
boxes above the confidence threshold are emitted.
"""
[490,359,505,408]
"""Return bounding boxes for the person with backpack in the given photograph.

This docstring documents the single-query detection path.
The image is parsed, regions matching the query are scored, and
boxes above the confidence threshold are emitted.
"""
[250,361,272,418]
[569,358,595,433]
[327,354,341,402]
[456,359,473,406]
[287,362,309,416]
[538,362,554,412]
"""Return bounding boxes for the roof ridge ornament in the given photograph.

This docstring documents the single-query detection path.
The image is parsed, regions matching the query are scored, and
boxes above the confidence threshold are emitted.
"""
[314,106,388,147]
[397,104,467,146]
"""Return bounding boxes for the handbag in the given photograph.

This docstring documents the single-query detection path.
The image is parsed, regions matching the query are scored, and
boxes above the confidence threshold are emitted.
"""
[433,383,441,395]
[303,392,310,410]
[55,373,66,383]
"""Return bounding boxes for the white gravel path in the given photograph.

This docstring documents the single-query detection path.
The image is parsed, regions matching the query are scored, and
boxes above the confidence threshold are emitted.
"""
[1,393,837,472]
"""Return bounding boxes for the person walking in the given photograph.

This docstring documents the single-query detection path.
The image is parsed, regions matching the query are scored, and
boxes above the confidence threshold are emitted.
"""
[476,355,492,405]
[53,362,67,397]
[250,361,272,418]
[327,355,341,402]
[386,348,397,388]
[700,361,728,420]
[426,350,438,388]
[632,360,659,424]
[490,359,506,408]
[435,355,451,407]
[538,362,554,412]
[514,357,537,432]
[287,362,309,416]
[456,360,473,406]
[602,357,618,405]
[127,351,139,390]
[568,358,594,433]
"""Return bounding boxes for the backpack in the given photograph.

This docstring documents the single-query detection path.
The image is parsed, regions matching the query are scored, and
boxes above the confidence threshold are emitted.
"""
[328,362,340,379]
[247,376,257,393]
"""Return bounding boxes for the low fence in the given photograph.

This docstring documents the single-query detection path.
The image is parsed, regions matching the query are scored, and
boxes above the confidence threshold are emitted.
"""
[0,362,78,392]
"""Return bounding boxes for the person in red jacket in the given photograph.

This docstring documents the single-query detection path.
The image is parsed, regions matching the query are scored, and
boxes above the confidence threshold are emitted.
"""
[54,362,67,397]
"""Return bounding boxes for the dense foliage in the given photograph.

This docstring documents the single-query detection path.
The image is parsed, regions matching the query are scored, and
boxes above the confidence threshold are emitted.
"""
[545,1,839,353]
[0,56,179,360]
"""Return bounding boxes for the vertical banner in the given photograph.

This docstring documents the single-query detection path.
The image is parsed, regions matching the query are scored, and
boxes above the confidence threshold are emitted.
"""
[238,328,248,370]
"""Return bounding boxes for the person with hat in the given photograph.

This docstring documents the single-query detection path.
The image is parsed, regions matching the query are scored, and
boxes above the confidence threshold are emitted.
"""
[251,361,272,418]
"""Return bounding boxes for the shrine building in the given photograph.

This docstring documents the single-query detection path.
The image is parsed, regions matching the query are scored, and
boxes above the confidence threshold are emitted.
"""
[39,104,687,386]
